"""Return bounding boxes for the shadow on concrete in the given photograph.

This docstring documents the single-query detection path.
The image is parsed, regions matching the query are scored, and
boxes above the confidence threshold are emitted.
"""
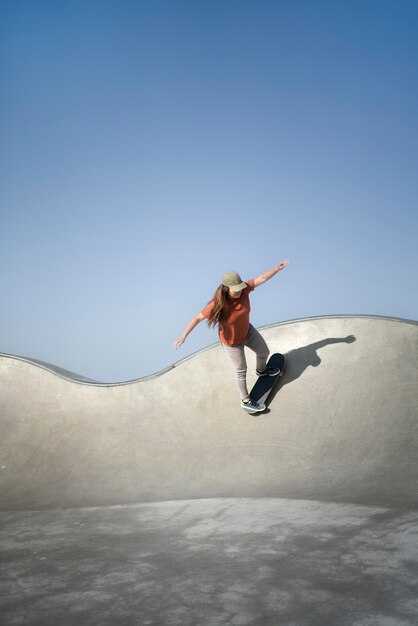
[266,335,356,407]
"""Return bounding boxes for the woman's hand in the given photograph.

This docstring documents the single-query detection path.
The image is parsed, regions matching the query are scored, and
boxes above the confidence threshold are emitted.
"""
[172,337,186,350]
[172,313,205,350]
[277,259,289,271]
[254,259,289,287]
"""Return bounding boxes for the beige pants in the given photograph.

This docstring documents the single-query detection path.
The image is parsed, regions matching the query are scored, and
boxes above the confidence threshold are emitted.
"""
[222,325,270,399]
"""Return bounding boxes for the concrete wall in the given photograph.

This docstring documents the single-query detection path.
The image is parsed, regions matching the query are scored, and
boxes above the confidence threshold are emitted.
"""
[0,316,417,510]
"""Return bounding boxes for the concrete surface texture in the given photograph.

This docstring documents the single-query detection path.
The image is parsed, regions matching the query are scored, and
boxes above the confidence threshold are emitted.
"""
[1,315,417,625]
[1,498,417,626]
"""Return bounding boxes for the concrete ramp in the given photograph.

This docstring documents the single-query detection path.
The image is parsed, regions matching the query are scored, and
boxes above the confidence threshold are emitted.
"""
[1,315,417,510]
[1,315,418,625]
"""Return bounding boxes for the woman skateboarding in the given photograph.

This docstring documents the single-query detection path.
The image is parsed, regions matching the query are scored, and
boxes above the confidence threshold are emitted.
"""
[173,260,289,413]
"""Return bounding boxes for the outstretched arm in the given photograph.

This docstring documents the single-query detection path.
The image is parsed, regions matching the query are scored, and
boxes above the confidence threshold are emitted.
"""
[253,259,289,288]
[172,312,205,349]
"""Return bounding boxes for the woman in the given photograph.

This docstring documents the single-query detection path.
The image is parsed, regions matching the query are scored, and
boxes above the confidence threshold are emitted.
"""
[173,260,289,414]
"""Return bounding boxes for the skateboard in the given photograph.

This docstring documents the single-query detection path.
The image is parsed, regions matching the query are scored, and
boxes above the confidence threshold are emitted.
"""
[249,353,286,408]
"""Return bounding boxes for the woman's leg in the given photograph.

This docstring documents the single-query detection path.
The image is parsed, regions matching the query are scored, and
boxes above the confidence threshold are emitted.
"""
[223,343,249,400]
[245,325,270,373]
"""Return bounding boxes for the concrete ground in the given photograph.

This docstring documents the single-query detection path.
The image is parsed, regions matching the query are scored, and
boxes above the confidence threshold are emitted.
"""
[0,316,417,625]
[2,498,418,626]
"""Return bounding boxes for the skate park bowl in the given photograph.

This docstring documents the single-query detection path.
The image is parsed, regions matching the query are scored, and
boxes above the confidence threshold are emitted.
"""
[0,315,417,625]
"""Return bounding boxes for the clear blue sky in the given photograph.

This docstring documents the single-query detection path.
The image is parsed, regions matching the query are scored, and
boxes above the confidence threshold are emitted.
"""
[1,0,417,381]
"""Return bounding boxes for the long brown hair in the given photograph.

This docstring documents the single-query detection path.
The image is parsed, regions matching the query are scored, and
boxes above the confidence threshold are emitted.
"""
[206,285,230,328]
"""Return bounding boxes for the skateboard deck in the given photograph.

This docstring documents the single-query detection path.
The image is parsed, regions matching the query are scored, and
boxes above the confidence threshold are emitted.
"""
[249,353,286,407]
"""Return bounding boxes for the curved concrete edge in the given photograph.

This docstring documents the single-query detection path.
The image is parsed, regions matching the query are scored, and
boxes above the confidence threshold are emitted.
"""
[1,314,417,386]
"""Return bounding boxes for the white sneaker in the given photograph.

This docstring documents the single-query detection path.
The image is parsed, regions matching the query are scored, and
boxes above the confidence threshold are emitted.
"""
[241,398,266,414]
[256,365,281,377]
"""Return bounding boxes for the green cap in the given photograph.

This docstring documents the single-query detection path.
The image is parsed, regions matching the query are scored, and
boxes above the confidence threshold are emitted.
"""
[221,271,247,292]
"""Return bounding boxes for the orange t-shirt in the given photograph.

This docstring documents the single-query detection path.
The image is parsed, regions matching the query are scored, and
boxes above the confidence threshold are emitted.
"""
[200,279,255,346]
